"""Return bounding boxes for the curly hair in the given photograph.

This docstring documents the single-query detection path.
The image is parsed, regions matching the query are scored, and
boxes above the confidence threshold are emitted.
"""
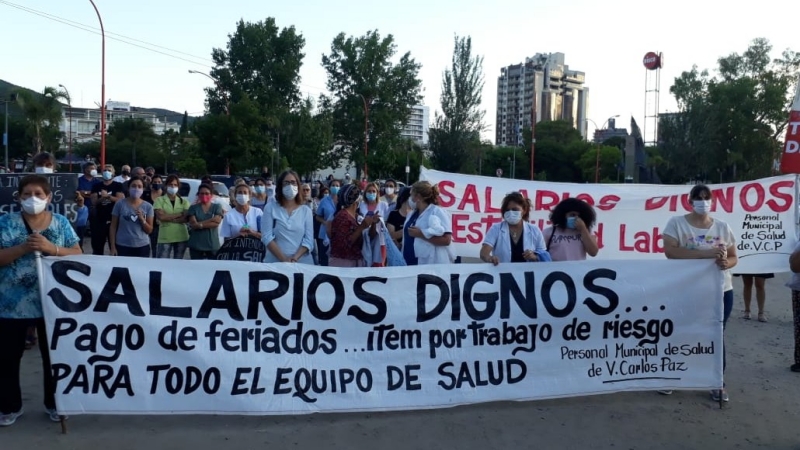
[549,198,596,230]
[501,192,532,221]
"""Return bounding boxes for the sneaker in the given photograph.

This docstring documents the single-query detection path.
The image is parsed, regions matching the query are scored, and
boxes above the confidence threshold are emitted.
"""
[45,408,67,423]
[657,390,673,395]
[710,389,729,402]
[0,409,23,427]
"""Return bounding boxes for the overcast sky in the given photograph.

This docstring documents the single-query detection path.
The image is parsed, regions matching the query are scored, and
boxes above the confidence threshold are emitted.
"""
[1,0,798,143]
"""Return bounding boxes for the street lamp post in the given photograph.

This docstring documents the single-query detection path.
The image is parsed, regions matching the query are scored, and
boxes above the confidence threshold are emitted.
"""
[188,70,231,174]
[59,84,73,171]
[3,99,8,171]
[88,0,106,169]
[586,115,620,183]
[359,94,370,181]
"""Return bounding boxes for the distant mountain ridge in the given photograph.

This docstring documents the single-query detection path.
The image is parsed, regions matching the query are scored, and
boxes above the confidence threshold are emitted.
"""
[0,79,199,124]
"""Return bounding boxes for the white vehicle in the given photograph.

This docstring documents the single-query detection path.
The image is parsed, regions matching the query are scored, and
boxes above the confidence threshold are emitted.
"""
[178,178,230,205]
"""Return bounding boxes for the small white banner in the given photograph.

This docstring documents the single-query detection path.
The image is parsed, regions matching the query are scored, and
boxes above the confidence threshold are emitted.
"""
[420,168,798,274]
[41,255,723,415]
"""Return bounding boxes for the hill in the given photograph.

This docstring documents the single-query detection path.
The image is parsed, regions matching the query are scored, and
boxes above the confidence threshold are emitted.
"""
[0,79,199,124]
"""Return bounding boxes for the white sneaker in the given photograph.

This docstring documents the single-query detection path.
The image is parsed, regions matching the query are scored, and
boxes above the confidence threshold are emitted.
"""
[45,408,67,423]
[0,409,23,427]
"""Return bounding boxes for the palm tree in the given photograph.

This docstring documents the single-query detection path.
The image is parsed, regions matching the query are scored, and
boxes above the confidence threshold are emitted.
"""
[14,86,68,154]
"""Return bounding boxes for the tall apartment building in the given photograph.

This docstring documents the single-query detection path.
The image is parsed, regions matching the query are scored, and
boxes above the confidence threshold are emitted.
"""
[400,105,430,145]
[495,52,589,146]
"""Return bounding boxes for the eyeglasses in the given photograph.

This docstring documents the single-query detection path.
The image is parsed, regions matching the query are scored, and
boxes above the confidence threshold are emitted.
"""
[282,180,298,186]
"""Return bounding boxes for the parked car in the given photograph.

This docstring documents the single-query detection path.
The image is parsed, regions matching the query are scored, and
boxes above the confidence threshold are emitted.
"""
[179,178,230,204]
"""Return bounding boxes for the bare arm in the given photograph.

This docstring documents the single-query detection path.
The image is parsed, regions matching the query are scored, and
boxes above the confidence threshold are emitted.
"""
[791,250,800,273]
[663,236,715,259]
[0,244,29,266]
[109,215,119,255]
[581,230,599,257]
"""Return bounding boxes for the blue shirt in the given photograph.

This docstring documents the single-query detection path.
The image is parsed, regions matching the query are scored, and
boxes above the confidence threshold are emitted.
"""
[75,205,89,227]
[0,213,80,319]
[78,175,99,193]
[402,210,420,266]
[316,195,336,239]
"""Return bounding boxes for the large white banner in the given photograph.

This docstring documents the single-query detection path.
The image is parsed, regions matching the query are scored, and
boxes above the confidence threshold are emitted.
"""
[420,168,798,274]
[41,256,722,415]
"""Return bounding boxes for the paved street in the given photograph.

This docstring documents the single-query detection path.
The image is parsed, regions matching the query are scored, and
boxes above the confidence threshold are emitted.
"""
[4,272,800,449]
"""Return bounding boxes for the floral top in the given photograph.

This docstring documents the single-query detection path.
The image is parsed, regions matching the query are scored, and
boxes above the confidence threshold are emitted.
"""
[0,213,79,319]
[330,209,363,261]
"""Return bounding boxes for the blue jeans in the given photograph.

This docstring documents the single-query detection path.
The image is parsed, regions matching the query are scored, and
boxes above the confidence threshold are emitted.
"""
[116,244,151,258]
[157,242,187,259]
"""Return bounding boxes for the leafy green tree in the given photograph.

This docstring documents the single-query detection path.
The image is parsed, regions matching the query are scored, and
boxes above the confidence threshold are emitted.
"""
[280,98,333,178]
[578,146,623,182]
[180,111,189,135]
[0,113,30,161]
[14,86,67,154]
[320,30,423,179]
[105,118,160,168]
[661,38,799,182]
[429,35,486,173]
[520,120,590,181]
[174,139,207,177]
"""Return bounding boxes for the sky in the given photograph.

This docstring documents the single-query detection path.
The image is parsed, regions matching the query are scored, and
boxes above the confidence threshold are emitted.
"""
[1,0,798,144]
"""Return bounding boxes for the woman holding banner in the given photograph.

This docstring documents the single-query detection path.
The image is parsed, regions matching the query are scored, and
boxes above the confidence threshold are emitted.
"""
[262,170,314,264]
[661,184,738,402]
[0,175,83,426]
[480,192,550,264]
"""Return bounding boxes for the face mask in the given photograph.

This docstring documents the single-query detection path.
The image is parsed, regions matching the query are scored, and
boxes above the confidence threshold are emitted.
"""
[385,188,395,196]
[167,186,179,196]
[35,167,53,174]
[366,193,377,202]
[265,187,275,196]
[693,200,711,215]
[566,216,578,229]
[330,186,340,195]
[89,169,98,177]
[152,184,162,191]
[122,170,130,176]
[236,194,250,205]
[504,210,522,225]
[283,185,298,199]
[128,188,143,199]
[254,186,266,194]
[198,193,212,204]
[102,171,113,180]
[322,193,329,198]
[21,196,48,215]
[408,198,417,210]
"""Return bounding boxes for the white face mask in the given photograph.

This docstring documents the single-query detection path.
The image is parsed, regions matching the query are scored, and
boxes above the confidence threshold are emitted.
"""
[90,169,98,177]
[693,200,711,215]
[504,210,522,225]
[35,167,53,174]
[408,198,417,210]
[282,185,298,199]
[385,187,395,196]
[166,186,179,196]
[236,194,250,205]
[21,196,48,215]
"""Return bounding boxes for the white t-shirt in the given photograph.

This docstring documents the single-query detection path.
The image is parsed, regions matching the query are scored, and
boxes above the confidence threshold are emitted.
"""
[220,207,263,240]
[663,215,736,291]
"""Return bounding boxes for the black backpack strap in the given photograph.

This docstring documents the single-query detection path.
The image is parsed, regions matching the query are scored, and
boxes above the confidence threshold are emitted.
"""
[546,228,556,251]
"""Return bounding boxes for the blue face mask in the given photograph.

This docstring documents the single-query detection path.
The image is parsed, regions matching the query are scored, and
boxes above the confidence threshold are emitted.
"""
[366,193,377,202]
[330,186,340,195]
[566,216,577,229]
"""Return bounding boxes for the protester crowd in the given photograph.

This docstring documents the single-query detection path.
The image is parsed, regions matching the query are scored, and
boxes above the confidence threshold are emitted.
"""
[0,152,795,428]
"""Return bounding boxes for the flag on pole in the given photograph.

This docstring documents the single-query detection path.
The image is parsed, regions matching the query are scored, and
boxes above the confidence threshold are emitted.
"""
[780,79,800,174]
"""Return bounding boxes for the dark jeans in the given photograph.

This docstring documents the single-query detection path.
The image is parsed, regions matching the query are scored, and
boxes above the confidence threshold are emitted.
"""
[190,249,217,260]
[316,238,329,266]
[0,318,56,414]
[117,244,151,258]
[723,289,733,373]
[149,225,159,258]
[90,220,110,255]
[75,226,87,251]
